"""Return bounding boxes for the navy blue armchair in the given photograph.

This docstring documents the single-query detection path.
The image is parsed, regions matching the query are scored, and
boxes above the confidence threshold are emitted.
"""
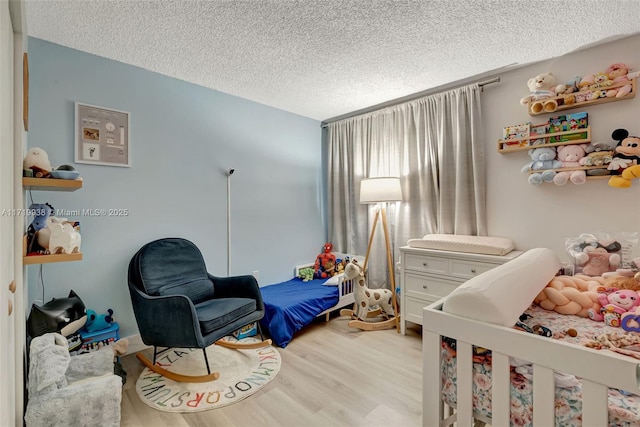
[128,238,267,381]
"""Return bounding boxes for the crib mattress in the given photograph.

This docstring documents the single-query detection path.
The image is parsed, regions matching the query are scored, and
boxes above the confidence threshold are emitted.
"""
[441,305,640,426]
[407,234,515,255]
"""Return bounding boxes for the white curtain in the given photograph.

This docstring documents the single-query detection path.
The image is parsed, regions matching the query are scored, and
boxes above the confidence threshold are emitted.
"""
[327,84,486,288]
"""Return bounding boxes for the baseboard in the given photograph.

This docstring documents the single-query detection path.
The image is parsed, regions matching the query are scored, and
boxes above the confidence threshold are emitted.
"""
[121,333,150,355]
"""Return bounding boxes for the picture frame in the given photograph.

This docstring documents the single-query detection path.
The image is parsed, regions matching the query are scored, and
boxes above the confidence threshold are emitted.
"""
[74,102,130,167]
[23,52,29,132]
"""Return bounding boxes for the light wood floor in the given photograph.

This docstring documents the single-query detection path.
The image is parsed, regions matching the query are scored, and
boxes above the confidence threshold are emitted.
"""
[120,314,423,427]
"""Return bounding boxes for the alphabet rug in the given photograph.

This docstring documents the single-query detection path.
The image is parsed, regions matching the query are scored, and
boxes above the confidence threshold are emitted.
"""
[135,337,281,413]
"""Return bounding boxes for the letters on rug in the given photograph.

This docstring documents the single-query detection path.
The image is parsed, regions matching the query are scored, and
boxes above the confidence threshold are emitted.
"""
[135,337,281,412]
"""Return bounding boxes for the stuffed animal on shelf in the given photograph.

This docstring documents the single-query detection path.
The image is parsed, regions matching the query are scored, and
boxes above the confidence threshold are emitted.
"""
[580,142,614,175]
[520,72,558,114]
[577,74,595,91]
[313,242,337,279]
[555,76,581,96]
[606,63,634,98]
[23,147,53,178]
[608,128,640,188]
[553,144,588,185]
[521,145,561,185]
[298,267,315,282]
[588,72,614,90]
[84,308,114,332]
[587,289,640,327]
[26,203,55,255]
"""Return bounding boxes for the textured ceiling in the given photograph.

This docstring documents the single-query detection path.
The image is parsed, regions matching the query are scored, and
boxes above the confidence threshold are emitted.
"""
[24,0,640,121]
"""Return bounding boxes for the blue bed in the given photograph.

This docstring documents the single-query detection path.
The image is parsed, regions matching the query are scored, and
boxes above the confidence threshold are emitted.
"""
[259,276,349,348]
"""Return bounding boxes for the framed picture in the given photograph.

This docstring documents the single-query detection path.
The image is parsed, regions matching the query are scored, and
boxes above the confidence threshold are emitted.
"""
[75,102,130,167]
[23,53,29,132]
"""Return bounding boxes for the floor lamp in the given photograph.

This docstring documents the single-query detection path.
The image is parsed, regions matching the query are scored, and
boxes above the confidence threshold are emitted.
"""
[360,177,403,332]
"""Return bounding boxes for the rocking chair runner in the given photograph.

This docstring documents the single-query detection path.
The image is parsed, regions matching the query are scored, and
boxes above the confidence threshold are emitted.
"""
[128,237,271,382]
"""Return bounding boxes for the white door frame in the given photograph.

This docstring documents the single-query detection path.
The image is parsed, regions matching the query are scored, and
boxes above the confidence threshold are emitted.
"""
[2,1,28,426]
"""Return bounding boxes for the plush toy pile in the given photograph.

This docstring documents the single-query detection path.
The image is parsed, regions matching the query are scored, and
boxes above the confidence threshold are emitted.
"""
[520,63,636,113]
[518,128,640,187]
[313,242,337,279]
[535,273,640,327]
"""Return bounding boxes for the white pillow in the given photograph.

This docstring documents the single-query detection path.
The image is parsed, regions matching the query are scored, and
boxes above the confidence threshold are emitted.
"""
[323,273,344,286]
[442,248,561,327]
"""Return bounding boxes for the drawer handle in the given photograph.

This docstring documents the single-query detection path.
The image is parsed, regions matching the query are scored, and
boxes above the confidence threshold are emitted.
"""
[422,285,428,289]
[471,268,477,273]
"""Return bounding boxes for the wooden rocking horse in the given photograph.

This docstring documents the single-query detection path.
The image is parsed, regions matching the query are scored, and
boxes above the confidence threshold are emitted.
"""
[340,260,399,331]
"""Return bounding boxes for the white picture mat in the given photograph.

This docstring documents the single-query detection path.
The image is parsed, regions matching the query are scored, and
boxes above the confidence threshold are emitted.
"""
[74,102,130,167]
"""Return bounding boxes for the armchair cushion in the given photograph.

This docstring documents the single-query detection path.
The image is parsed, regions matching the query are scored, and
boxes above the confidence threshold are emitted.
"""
[137,238,209,296]
[158,278,214,305]
[196,297,256,334]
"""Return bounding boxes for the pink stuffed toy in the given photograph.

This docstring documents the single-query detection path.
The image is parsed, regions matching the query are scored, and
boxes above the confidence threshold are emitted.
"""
[553,144,588,185]
[588,289,640,327]
[605,63,633,98]
[575,242,621,276]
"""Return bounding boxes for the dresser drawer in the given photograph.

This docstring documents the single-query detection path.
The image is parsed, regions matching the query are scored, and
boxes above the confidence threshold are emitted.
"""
[404,254,448,275]
[450,259,496,280]
[404,297,437,326]
[404,273,460,300]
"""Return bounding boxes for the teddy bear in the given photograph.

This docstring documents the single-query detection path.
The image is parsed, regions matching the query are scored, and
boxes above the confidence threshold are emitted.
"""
[587,289,640,327]
[521,145,561,185]
[84,308,114,332]
[520,72,558,113]
[607,128,640,188]
[23,147,53,178]
[553,144,588,185]
[574,240,621,277]
[298,267,315,282]
[606,63,633,98]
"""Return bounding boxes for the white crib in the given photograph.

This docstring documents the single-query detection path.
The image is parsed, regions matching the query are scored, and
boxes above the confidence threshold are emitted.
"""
[421,248,640,427]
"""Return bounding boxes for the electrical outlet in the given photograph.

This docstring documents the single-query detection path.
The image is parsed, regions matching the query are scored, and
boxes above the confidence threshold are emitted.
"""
[252,270,259,281]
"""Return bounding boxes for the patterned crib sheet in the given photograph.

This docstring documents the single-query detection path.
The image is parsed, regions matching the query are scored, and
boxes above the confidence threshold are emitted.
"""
[441,305,640,426]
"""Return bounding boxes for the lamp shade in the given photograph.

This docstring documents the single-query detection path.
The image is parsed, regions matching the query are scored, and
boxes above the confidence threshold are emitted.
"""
[359,177,403,204]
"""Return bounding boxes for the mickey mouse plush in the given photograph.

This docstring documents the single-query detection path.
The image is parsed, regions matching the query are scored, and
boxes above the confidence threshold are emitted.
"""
[608,128,640,188]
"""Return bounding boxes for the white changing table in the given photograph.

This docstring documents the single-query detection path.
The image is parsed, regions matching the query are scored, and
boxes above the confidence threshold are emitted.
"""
[399,246,522,334]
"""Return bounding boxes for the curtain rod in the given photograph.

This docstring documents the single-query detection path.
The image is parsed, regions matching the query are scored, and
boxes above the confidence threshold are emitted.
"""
[320,72,505,128]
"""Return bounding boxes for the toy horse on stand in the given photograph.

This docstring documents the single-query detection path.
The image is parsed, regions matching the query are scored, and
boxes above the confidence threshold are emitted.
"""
[340,260,398,331]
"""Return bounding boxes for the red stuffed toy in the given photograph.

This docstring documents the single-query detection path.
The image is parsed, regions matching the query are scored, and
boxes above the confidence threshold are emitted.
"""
[314,243,336,279]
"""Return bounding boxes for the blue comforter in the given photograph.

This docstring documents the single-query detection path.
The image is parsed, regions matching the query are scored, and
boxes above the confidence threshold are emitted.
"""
[259,277,339,348]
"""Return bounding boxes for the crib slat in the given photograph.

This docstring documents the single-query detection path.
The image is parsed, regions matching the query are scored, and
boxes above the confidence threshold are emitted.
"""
[532,364,554,427]
[423,331,443,427]
[491,351,510,426]
[582,379,608,427]
[457,341,474,426]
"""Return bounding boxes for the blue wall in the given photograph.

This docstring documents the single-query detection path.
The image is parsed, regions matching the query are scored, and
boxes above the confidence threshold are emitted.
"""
[27,38,325,338]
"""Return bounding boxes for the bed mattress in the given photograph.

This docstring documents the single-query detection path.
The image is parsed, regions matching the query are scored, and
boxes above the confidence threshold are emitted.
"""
[259,277,339,348]
[441,305,640,426]
[407,234,515,256]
